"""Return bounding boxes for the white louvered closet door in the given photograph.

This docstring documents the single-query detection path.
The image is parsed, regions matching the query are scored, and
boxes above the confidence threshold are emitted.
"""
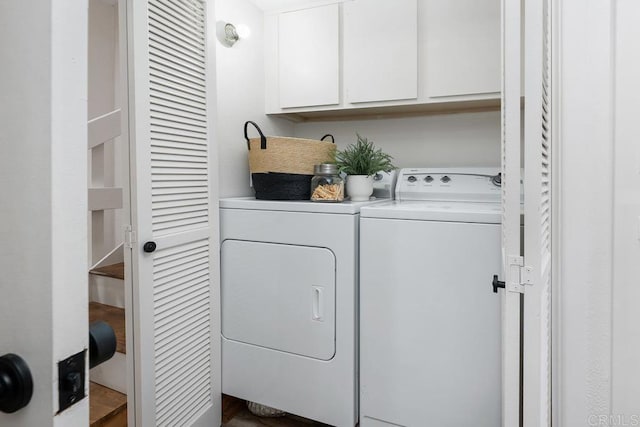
[127,0,220,425]
[500,0,523,425]
[523,0,553,425]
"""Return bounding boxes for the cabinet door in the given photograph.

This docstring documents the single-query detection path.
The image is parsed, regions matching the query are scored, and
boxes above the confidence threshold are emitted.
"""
[425,0,501,97]
[344,0,418,104]
[278,4,340,109]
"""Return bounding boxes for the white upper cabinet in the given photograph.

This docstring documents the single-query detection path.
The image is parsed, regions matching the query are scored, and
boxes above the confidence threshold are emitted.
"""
[423,0,501,98]
[265,0,501,118]
[278,4,340,108]
[344,0,418,104]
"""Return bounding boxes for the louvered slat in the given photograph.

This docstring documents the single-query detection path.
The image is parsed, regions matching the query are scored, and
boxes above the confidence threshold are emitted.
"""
[152,148,207,160]
[150,63,205,92]
[149,4,204,47]
[154,322,209,368]
[149,42,205,76]
[156,352,210,398]
[150,76,206,103]
[154,251,208,280]
[156,342,208,383]
[155,340,209,378]
[155,272,208,300]
[151,126,206,142]
[150,0,204,34]
[149,26,204,59]
[152,191,208,202]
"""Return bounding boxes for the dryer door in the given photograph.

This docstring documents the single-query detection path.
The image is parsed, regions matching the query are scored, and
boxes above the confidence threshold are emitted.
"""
[221,240,336,360]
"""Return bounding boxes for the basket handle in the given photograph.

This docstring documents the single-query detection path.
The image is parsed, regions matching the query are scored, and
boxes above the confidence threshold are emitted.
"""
[244,121,267,150]
[320,134,335,143]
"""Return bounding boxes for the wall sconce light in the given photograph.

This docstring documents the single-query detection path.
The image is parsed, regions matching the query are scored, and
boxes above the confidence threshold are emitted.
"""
[217,22,239,47]
[216,21,251,48]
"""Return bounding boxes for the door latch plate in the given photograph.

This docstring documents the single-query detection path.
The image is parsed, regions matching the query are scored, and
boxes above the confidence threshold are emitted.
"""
[57,350,86,413]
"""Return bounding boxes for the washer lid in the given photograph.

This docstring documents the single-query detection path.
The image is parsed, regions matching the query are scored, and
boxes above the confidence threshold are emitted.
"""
[360,200,502,224]
[220,197,388,214]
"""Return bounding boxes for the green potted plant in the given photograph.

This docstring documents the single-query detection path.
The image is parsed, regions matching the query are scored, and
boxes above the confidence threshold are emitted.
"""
[335,134,396,201]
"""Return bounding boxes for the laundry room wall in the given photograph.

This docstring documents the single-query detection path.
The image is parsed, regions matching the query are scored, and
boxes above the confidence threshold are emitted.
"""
[292,111,501,168]
[215,0,294,198]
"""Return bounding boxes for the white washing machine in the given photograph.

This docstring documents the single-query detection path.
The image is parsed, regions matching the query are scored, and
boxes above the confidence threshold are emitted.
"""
[359,168,503,427]
[220,185,393,426]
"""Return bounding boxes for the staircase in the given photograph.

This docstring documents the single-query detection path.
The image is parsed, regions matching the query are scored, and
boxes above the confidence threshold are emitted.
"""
[90,382,127,427]
[87,4,127,421]
[89,261,127,427]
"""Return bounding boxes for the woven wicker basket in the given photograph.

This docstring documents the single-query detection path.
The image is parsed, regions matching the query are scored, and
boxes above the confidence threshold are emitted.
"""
[251,172,312,200]
[244,121,336,176]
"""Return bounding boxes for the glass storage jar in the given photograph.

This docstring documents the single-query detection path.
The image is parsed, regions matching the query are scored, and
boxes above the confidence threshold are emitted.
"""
[310,163,344,202]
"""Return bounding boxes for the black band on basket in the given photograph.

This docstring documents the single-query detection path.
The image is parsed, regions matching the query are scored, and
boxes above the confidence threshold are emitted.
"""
[244,121,267,150]
[320,134,335,143]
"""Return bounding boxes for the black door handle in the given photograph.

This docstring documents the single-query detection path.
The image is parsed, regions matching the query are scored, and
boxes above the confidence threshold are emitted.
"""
[492,275,506,293]
[143,241,157,253]
[89,321,117,369]
[0,353,33,413]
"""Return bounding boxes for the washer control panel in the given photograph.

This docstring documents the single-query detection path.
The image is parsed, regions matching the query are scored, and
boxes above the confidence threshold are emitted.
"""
[396,167,503,202]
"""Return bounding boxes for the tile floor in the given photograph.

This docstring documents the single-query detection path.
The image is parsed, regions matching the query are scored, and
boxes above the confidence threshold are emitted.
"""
[222,395,331,427]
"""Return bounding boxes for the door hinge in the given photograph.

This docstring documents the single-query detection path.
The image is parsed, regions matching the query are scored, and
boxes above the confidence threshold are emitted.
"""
[506,255,533,294]
[124,225,136,249]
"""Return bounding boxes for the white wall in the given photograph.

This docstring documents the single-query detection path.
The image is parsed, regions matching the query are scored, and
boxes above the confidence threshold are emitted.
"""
[294,112,501,168]
[555,0,640,424]
[215,0,294,198]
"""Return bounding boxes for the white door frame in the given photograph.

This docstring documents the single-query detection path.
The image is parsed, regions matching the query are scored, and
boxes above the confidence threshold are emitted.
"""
[0,0,89,425]
[551,0,640,424]
[501,0,523,424]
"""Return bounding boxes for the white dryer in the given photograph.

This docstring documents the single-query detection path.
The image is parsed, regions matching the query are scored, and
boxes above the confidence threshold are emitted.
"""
[359,168,503,427]
[220,196,389,427]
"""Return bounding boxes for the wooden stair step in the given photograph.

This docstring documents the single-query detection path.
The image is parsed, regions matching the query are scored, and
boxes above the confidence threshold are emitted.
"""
[90,262,125,280]
[90,382,127,427]
[89,302,126,354]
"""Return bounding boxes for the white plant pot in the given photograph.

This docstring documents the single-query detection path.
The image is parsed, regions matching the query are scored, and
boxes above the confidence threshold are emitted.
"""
[346,175,374,202]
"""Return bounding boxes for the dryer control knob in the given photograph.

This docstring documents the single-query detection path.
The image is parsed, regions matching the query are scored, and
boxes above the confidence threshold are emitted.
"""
[407,176,417,183]
[440,176,451,183]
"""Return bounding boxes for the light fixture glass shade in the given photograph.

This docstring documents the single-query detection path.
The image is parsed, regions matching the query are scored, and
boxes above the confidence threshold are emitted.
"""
[216,21,241,47]
[224,23,239,46]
